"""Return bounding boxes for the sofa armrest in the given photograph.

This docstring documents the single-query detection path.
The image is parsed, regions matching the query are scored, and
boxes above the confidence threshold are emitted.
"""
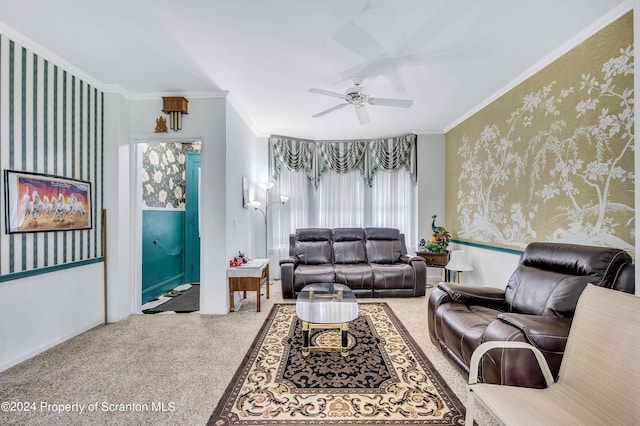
[399,254,424,264]
[496,313,572,353]
[438,282,506,306]
[398,254,427,296]
[279,258,296,299]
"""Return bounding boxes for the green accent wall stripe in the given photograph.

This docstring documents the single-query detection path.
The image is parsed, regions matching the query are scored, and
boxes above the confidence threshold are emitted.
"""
[93,89,98,258]
[21,47,26,272]
[451,239,524,256]
[32,52,38,269]
[43,59,49,266]
[62,70,67,264]
[0,33,104,280]
[9,39,15,273]
[0,258,103,283]
[53,64,58,265]
[71,75,75,262]
[79,80,83,260]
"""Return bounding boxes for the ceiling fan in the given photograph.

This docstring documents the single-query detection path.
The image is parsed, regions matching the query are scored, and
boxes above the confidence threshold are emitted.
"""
[308,79,413,125]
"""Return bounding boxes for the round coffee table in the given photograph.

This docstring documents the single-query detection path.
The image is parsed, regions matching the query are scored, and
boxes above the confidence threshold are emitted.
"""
[295,283,359,357]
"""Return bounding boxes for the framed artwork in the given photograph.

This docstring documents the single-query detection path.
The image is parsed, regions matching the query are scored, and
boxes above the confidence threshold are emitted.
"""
[4,170,92,233]
[242,176,250,208]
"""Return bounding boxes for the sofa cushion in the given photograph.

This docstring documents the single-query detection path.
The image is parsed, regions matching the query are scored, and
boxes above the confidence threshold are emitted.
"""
[365,228,403,263]
[295,241,332,264]
[294,228,333,265]
[294,264,335,288]
[333,228,366,264]
[370,263,414,290]
[335,264,372,289]
[504,242,633,317]
[436,303,504,365]
[505,266,597,317]
[366,240,403,263]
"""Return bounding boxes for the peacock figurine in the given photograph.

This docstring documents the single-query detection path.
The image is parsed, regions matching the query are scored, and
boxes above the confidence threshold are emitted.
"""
[428,215,451,252]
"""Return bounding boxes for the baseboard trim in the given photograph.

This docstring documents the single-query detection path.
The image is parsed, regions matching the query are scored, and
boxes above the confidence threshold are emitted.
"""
[0,319,103,373]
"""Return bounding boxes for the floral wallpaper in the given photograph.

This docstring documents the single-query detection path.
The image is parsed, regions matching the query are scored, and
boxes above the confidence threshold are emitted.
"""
[142,142,201,208]
[446,13,634,256]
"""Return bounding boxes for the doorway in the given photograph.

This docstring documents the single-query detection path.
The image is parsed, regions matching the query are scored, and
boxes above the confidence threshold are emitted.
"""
[138,141,201,305]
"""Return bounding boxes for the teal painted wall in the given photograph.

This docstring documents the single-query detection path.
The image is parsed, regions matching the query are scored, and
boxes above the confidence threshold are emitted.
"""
[142,210,185,303]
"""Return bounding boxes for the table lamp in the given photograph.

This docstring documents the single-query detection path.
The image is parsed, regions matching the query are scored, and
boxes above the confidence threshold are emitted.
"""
[445,250,473,283]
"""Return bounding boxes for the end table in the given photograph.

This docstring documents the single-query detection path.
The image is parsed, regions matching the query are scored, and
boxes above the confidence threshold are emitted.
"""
[227,259,269,312]
[415,251,450,286]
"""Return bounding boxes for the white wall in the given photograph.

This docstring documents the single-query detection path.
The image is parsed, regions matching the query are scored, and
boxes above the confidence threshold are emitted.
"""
[126,96,229,314]
[0,263,104,371]
[416,133,446,281]
[446,242,521,289]
[225,103,262,261]
[103,93,134,322]
[416,133,446,241]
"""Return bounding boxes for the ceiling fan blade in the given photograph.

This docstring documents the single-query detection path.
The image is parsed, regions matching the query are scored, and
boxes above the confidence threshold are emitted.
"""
[332,20,384,59]
[308,88,345,99]
[355,105,370,125]
[368,97,413,108]
[312,103,349,118]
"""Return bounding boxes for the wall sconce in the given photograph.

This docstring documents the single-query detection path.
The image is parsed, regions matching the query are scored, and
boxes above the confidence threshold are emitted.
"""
[162,96,189,131]
[445,250,474,283]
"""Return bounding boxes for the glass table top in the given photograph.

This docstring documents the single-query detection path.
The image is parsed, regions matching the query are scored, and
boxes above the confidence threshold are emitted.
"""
[296,283,358,324]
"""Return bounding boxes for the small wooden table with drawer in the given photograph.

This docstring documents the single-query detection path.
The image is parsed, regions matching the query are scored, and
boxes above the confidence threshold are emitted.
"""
[227,259,269,312]
[415,251,450,284]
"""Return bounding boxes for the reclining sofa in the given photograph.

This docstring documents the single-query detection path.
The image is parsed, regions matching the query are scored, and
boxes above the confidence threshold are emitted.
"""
[428,242,634,388]
[280,227,427,298]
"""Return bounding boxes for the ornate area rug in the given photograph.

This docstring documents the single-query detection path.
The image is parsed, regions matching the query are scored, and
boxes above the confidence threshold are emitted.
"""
[208,303,465,425]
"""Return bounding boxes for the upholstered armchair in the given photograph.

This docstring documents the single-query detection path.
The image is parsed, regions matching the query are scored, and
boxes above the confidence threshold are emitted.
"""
[428,242,634,388]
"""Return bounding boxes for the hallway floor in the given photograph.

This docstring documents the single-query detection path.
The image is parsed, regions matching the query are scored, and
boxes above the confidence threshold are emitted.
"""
[141,283,198,313]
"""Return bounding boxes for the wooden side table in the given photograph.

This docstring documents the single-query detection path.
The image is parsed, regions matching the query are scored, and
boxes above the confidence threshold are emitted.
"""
[415,251,450,284]
[227,259,269,312]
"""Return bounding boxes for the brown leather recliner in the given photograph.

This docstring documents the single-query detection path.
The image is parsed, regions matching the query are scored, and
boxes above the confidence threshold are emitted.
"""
[428,242,634,388]
[280,227,427,299]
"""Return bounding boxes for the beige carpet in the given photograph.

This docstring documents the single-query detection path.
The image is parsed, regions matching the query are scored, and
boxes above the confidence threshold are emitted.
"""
[0,282,498,426]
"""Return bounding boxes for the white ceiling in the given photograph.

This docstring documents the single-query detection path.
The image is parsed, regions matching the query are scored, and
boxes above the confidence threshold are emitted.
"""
[0,0,629,140]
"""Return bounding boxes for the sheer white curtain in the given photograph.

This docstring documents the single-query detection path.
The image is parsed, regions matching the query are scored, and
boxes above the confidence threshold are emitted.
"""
[316,170,365,228]
[268,168,309,278]
[370,169,416,249]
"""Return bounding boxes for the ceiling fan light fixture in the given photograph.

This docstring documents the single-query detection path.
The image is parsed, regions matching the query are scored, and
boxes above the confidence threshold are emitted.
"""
[309,79,412,125]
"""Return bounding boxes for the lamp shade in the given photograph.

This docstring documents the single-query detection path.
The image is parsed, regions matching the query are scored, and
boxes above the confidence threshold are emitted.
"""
[280,195,289,203]
[259,181,275,190]
[248,200,261,209]
[446,250,473,272]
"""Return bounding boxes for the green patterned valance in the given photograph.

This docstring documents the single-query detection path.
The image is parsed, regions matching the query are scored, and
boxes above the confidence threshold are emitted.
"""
[269,134,416,187]
[317,141,367,178]
[368,134,417,185]
[269,136,316,185]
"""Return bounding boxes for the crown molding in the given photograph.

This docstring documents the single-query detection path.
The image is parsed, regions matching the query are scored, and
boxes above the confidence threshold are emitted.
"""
[0,20,107,91]
[129,90,228,101]
[444,0,635,133]
[413,128,445,135]
[226,92,268,137]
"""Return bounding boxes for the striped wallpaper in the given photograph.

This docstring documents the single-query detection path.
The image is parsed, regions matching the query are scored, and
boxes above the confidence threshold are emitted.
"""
[0,34,104,279]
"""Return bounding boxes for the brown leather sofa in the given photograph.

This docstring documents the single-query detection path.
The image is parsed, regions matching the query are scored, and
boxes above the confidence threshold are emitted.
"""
[428,242,635,388]
[280,227,427,298]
